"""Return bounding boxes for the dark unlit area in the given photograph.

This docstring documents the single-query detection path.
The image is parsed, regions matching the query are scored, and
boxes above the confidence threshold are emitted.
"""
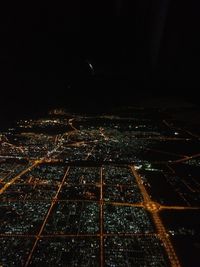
[0,1,200,116]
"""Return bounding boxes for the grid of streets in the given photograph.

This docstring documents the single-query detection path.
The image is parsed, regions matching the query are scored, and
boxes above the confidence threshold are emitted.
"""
[0,107,200,267]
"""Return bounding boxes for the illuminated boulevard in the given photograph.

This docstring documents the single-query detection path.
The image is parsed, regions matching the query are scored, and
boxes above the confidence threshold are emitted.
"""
[0,107,200,266]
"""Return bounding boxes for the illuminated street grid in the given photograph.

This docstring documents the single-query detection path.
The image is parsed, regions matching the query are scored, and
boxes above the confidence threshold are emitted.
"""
[0,108,200,266]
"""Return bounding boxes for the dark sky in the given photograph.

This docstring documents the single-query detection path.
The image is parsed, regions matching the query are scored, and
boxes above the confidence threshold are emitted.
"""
[0,1,200,117]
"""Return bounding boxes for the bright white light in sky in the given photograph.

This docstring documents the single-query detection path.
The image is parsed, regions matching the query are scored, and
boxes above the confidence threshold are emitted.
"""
[86,60,95,75]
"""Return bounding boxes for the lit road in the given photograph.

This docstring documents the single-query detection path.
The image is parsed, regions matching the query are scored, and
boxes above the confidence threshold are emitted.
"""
[131,166,181,267]
[0,119,78,194]
[171,152,200,164]
[0,160,42,195]
[25,166,71,267]
[1,111,200,266]
[100,167,104,267]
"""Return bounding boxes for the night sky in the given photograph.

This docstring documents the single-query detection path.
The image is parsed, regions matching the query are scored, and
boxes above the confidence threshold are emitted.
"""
[0,1,200,118]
